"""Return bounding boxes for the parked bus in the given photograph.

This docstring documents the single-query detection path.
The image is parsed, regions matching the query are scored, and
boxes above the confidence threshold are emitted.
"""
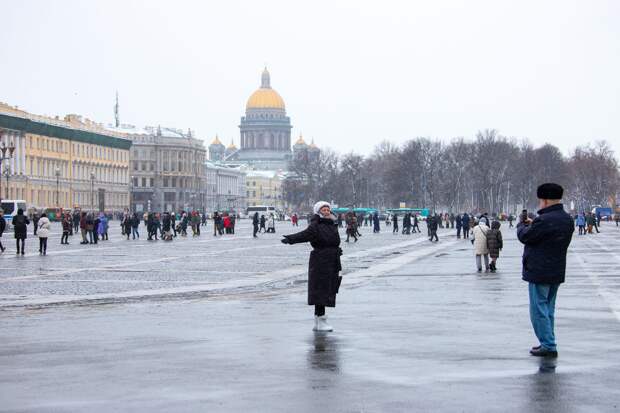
[0,199,27,224]
[246,205,276,218]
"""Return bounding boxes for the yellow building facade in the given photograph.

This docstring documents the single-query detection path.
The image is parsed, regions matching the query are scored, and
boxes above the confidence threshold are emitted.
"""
[0,103,131,213]
[245,170,286,210]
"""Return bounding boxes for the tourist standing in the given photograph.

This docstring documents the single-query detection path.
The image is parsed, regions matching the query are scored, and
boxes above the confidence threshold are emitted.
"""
[472,218,490,272]
[517,183,574,357]
[0,209,6,252]
[576,213,586,235]
[13,209,29,255]
[252,212,259,238]
[486,221,503,273]
[37,213,51,255]
[61,213,71,244]
[281,201,342,332]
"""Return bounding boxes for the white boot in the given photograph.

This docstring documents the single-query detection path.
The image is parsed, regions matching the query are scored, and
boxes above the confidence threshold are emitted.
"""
[314,315,333,332]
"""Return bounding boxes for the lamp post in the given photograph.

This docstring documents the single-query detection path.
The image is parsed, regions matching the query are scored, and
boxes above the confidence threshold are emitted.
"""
[130,175,134,213]
[90,171,95,212]
[55,167,61,209]
[0,140,16,202]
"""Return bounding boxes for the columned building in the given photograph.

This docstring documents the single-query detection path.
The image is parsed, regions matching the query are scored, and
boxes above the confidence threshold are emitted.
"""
[110,125,206,213]
[0,102,131,213]
[225,68,293,170]
[204,162,247,213]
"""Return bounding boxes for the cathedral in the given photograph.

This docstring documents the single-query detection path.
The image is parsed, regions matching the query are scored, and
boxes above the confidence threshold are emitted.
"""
[209,68,318,171]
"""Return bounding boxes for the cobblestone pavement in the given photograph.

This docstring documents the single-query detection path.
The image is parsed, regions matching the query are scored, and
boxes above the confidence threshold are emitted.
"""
[1,221,619,412]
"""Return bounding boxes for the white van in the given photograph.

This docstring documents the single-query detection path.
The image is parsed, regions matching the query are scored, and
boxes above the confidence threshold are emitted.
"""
[0,199,27,225]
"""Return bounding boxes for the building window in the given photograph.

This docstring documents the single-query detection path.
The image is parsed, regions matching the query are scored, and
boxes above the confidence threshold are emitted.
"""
[163,177,169,187]
[141,178,146,187]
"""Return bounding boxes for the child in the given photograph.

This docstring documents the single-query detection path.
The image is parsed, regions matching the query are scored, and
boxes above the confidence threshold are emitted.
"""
[486,221,503,273]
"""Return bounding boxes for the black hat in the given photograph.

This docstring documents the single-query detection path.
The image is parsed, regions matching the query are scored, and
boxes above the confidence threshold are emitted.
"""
[537,183,563,199]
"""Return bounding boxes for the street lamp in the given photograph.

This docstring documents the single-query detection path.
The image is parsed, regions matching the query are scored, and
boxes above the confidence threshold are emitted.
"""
[3,166,10,200]
[90,171,95,212]
[0,140,16,202]
[129,175,134,213]
[55,167,61,208]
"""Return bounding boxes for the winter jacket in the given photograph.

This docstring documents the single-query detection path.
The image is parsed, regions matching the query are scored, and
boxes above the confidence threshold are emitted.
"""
[486,229,503,258]
[0,216,6,237]
[472,223,490,255]
[13,214,29,239]
[37,217,51,238]
[284,214,342,307]
[576,214,586,226]
[517,203,574,284]
[462,214,470,228]
[455,215,463,228]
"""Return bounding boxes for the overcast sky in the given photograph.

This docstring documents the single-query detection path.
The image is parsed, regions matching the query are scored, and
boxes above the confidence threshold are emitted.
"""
[1,0,618,156]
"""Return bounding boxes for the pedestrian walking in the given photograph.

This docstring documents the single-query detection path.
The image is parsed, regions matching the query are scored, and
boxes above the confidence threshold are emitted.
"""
[373,212,381,233]
[455,213,463,238]
[61,213,71,244]
[471,219,490,272]
[0,209,6,252]
[392,214,399,234]
[32,211,39,236]
[259,215,267,233]
[281,201,342,332]
[517,183,574,357]
[13,209,29,255]
[252,212,259,238]
[37,213,51,255]
[576,213,586,235]
[428,215,439,242]
[486,221,503,272]
[98,212,109,241]
[345,212,358,243]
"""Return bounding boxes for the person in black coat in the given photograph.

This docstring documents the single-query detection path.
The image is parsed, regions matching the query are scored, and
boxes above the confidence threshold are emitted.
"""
[428,214,439,242]
[281,201,342,332]
[0,209,6,252]
[462,213,471,239]
[252,212,259,238]
[455,214,463,238]
[12,208,30,255]
[517,183,574,358]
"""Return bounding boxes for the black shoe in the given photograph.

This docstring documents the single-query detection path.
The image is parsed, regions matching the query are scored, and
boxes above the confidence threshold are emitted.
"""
[21,251,25,255]
[531,345,542,351]
[530,347,558,357]
[477,268,482,273]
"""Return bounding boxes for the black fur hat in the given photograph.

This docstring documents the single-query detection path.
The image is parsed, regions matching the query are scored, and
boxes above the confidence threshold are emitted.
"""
[537,183,563,200]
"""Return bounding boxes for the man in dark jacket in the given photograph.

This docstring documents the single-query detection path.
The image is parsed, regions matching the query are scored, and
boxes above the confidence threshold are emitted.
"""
[517,183,574,358]
[455,214,463,238]
[252,212,259,238]
[428,214,439,242]
[13,209,30,255]
[462,213,470,239]
[0,209,6,252]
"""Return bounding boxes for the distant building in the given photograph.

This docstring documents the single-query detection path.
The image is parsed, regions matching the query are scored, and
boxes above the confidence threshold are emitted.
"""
[204,162,247,213]
[108,124,206,213]
[245,169,286,211]
[224,68,293,170]
[0,102,131,213]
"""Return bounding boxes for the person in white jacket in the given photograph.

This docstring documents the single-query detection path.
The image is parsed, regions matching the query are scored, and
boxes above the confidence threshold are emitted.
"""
[471,219,490,273]
[37,213,51,255]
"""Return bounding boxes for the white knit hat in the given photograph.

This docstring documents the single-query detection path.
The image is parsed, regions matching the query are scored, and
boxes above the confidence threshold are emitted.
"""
[313,201,331,215]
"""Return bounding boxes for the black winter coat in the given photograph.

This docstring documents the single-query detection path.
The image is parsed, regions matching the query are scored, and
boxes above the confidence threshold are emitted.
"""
[12,214,29,239]
[284,214,342,307]
[517,203,574,284]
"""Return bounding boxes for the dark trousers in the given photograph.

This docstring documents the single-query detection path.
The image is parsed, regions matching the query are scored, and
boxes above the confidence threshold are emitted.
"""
[39,237,48,253]
[463,227,470,239]
[16,238,25,253]
[253,224,258,237]
[314,305,325,316]
[429,229,438,242]
[61,232,69,244]
[456,226,462,238]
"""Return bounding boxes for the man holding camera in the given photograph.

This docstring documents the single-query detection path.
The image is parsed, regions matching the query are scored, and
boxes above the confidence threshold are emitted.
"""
[517,183,574,357]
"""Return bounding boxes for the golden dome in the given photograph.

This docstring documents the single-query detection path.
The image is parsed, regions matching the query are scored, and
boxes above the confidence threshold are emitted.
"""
[211,135,223,146]
[294,134,307,146]
[227,140,237,150]
[309,139,318,149]
[245,68,286,110]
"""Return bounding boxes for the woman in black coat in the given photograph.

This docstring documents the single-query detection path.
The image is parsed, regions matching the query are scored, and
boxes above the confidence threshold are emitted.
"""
[281,201,342,332]
[12,208,30,255]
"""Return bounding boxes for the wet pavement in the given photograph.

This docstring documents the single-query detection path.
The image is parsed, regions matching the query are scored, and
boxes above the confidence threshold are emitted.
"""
[1,221,619,412]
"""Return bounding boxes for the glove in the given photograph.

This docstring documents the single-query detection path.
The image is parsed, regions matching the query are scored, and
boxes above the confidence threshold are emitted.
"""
[281,237,290,244]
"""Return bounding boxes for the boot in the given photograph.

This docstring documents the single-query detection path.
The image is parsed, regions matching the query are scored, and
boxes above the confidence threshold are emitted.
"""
[313,316,333,332]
